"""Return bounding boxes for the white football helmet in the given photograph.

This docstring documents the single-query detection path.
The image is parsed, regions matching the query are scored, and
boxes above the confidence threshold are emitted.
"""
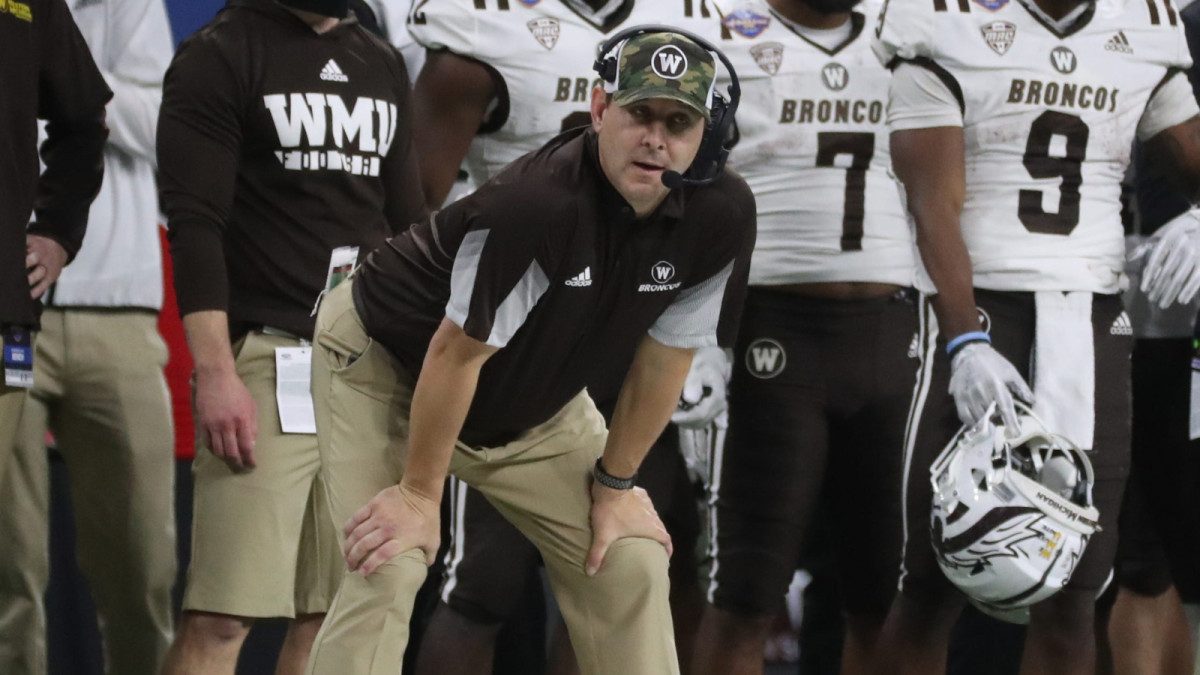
[929,403,1100,624]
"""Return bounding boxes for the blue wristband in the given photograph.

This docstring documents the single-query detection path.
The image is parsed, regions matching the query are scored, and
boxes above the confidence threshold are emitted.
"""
[946,331,991,356]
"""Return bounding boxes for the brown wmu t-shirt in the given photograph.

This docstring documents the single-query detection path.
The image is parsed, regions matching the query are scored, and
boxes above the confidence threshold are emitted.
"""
[159,0,425,338]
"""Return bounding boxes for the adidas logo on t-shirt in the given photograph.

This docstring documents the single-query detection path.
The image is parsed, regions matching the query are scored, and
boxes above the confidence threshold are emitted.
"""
[1110,312,1132,336]
[1104,31,1133,54]
[565,266,592,287]
[320,59,349,82]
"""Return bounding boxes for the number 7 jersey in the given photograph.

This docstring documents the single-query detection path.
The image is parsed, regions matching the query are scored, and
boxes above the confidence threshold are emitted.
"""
[874,0,1194,293]
[713,0,912,286]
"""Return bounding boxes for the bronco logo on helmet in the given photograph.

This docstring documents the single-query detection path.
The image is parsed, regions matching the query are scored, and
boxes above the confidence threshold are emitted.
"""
[929,403,1099,624]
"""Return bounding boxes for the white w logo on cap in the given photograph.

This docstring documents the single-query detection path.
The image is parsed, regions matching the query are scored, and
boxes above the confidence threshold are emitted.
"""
[651,46,687,79]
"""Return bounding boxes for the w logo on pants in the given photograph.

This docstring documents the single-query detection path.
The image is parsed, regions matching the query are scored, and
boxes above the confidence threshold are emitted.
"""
[746,338,786,379]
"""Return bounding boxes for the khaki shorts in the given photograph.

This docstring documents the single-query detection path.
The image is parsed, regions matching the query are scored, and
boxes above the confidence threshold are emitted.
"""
[183,330,342,618]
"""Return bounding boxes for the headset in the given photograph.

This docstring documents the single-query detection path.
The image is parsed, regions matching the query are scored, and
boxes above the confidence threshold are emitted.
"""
[593,24,741,189]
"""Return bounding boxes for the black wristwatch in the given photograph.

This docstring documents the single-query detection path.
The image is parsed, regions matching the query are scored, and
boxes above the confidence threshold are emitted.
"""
[593,458,638,490]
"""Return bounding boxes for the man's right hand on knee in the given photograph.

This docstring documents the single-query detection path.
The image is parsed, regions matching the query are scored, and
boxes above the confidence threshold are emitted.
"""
[343,483,441,576]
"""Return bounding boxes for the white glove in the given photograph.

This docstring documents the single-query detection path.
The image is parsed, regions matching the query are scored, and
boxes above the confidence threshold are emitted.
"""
[677,410,727,487]
[1138,209,1200,310]
[948,342,1034,435]
[671,347,730,429]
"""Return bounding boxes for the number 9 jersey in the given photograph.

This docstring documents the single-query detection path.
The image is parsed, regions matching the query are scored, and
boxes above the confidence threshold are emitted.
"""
[873,0,1197,294]
[713,0,912,287]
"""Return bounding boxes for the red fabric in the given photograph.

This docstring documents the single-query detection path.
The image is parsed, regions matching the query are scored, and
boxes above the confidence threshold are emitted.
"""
[157,225,195,460]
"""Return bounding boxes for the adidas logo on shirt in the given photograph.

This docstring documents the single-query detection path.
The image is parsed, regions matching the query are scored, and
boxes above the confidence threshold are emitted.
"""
[1104,31,1133,54]
[1110,312,1132,336]
[320,59,349,82]
[565,267,592,287]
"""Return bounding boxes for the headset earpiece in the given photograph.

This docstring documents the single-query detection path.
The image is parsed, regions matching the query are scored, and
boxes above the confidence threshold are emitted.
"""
[594,53,618,84]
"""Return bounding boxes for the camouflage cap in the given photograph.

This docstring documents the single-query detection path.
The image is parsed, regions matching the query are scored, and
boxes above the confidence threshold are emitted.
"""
[609,32,716,121]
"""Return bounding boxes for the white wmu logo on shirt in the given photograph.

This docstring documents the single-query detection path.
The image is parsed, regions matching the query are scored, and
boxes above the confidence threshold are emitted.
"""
[320,59,349,82]
[263,93,398,176]
[565,266,592,287]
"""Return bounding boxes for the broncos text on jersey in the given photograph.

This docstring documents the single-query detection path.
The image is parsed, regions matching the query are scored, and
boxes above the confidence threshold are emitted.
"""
[873,0,1193,293]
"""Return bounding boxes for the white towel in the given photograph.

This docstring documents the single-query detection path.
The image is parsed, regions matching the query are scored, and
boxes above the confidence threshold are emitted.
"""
[1032,292,1096,450]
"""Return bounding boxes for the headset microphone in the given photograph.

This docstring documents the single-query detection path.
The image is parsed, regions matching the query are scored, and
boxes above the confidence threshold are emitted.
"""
[661,170,685,190]
[593,24,740,190]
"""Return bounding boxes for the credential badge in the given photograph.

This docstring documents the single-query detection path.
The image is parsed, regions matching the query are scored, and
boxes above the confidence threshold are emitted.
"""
[981,21,1016,56]
[750,42,784,75]
[527,18,560,50]
[722,9,771,39]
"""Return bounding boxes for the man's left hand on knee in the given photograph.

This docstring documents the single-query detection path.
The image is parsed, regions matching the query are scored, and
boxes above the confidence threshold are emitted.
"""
[585,484,672,577]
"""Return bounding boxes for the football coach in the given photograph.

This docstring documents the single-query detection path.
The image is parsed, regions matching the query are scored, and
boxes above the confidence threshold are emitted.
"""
[305,28,754,675]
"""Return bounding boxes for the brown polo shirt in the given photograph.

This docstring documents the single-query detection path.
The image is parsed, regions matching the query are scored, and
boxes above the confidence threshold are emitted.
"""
[354,127,756,442]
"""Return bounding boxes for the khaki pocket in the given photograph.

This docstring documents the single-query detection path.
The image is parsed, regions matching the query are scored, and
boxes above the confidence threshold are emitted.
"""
[316,327,373,374]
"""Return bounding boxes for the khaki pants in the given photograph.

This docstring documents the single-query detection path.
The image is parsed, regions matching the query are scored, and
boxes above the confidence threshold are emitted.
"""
[0,372,26,494]
[183,328,342,618]
[0,310,175,675]
[305,281,678,675]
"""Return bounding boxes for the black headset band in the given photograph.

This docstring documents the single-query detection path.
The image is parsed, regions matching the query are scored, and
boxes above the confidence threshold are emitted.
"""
[593,24,740,117]
[592,24,741,186]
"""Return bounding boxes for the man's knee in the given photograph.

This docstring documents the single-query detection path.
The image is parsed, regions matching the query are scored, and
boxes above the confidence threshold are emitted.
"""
[592,538,669,591]
[177,611,253,647]
[1030,588,1096,637]
[330,549,429,619]
[705,604,775,640]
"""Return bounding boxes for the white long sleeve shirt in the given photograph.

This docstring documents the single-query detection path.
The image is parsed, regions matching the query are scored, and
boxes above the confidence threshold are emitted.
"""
[48,0,174,309]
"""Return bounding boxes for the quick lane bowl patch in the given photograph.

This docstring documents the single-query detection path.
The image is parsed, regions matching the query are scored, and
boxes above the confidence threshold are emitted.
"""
[723,9,771,39]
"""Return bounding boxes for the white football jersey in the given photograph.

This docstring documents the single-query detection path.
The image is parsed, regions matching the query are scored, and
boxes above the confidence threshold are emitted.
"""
[712,0,912,286]
[407,0,722,184]
[874,0,1194,293]
[364,0,427,74]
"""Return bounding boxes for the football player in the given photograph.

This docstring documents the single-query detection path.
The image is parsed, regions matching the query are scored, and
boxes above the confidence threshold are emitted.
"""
[406,1,725,671]
[873,0,1200,670]
[691,1,914,673]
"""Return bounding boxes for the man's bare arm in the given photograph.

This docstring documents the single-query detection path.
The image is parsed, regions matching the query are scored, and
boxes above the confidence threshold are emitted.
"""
[890,126,977,338]
[412,50,497,207]
[183,310,258,471]
[343,317,497,574]
[402,317,499,501]
[601,336,695,479]
[583,336,692,575]
[1144,115,1200,202]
